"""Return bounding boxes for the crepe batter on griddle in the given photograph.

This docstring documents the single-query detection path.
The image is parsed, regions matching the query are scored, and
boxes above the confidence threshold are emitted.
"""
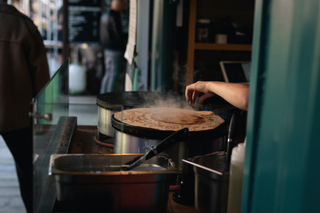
[114,107,225,131]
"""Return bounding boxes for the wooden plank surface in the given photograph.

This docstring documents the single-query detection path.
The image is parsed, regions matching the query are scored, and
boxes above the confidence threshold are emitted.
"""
[195,43,252,51]
[186,0,197,86]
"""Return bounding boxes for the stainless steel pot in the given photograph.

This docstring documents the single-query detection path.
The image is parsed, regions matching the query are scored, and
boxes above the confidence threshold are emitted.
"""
[97,106,118,137]
[183,151,230,213]
[96,91,179,142]
[49,153,178,213]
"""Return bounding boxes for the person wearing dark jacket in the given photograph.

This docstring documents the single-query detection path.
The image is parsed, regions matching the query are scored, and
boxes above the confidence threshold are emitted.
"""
[0,0,50,212]
[100,0,126,93]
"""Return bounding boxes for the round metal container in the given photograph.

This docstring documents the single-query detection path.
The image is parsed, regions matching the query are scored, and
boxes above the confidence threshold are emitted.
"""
[98,106,119,138]
[183,151,230,213]
[111,113,228,173]
[96,91,177,140]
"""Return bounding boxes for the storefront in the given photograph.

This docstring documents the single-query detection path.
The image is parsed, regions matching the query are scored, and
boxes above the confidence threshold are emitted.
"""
[2,0,320,212]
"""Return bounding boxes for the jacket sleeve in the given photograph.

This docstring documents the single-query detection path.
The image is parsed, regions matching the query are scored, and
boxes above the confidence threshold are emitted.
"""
[100,11,124,50]
[110,12,123,41]
[28,26,50,97]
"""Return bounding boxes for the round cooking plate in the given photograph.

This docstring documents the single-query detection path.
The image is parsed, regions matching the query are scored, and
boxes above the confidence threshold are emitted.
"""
[111,108,228,141]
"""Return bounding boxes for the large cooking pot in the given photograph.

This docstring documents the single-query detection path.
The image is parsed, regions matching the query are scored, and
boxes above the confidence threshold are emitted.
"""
[50,153,178,212]
[96,91,183,141]
[183,151,230,212]
[111,109,230,173]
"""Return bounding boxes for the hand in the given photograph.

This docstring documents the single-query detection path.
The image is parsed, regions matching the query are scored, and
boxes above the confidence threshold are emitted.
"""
[185,81,215,105]
[186,81,249,110]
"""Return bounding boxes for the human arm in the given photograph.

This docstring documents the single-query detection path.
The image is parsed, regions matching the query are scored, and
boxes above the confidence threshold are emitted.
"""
[185,81,249,111]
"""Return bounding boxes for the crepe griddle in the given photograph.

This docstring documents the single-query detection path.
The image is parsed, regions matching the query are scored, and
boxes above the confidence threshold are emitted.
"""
[111,112,228,141]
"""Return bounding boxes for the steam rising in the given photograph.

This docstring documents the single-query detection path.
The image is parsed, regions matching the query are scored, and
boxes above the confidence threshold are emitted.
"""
[139,92,194,110]
[136,61,197,110]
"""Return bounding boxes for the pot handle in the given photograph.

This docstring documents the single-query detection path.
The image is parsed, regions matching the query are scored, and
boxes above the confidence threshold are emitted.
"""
[124,128,189,171]
[150,128,189,158]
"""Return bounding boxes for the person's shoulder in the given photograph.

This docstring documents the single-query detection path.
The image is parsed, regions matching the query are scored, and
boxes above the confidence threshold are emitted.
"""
[1,4,41,40]
[0,3,34,24]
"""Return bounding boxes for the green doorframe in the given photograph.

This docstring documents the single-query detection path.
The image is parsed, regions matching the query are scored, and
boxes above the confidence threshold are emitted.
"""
[242,0,320,212]
[150,1,177,91]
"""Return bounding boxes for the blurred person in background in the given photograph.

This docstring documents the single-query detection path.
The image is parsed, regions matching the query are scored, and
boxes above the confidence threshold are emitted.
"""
[0,0,50,212]
[100,0,127,93]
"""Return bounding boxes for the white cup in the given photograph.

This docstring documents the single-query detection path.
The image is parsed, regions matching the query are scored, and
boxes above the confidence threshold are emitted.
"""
[215,34,228,44]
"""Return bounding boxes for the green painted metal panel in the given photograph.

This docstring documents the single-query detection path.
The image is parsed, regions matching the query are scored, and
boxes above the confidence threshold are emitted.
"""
[242,0,320,213]
[151,1,176,91]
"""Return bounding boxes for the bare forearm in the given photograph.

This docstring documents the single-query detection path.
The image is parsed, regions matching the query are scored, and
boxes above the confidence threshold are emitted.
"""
[185,81,249,111]
[206,82,249,110]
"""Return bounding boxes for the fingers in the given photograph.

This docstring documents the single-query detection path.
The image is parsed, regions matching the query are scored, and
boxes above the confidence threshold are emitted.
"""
[185,81,214,105]
[190,91,199,105]
[185,88,193,104]
[185,86,198,105]
[185,85,191,102]
[185,82,205,105]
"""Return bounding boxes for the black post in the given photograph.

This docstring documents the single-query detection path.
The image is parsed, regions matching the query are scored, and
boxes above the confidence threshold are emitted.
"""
[62,0,69,62]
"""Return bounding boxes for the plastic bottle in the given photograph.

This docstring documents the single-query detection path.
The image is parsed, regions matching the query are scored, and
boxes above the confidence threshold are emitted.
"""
[69,46,87,94]
[227,142,246,213]
[69,62,86,94]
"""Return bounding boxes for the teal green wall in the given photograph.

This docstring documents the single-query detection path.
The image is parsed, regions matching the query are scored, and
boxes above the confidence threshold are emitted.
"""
[242,0,320,212]
[151,1,176,91]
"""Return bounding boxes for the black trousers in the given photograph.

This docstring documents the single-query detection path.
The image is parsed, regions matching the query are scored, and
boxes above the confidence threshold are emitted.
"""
[1,126,33,213]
